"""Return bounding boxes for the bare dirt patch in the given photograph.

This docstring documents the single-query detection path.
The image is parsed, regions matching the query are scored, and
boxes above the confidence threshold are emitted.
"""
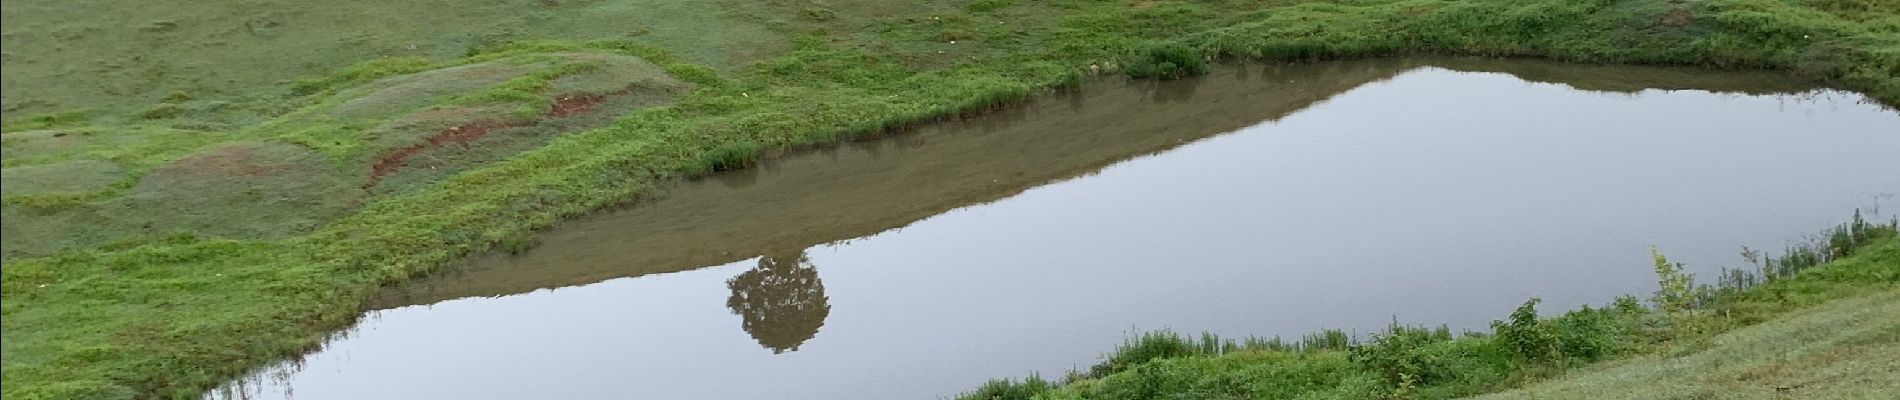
[547,94,609,118]
[366,119,511,188]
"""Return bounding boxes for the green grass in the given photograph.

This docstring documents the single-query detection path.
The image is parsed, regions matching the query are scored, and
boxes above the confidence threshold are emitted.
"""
[3,0,1898,398]
[0,0,782,121]
[1469,291,1900,400]
[952,219,1900,400]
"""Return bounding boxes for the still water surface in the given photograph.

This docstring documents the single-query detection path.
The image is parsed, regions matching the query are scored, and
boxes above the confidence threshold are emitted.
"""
[219,58,1900,399]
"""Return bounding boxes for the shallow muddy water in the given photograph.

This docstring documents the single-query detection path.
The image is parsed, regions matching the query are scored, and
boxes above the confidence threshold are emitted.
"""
[217,58,1900,400]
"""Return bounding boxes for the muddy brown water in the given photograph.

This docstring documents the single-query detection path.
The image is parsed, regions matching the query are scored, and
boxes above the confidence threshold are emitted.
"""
[214,58,1900,400]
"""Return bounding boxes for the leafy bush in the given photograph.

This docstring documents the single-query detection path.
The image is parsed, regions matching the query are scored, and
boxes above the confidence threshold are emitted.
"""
[1649,247,1696,315]
[1492,298,1562,363]
[1548,305,1628,362]
[1349,325,1453,388]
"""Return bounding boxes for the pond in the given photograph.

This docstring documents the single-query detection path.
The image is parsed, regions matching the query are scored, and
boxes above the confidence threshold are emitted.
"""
[215,57,1900,400]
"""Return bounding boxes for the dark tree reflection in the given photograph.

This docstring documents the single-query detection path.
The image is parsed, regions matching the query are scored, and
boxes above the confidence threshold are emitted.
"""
[726,250,830,353]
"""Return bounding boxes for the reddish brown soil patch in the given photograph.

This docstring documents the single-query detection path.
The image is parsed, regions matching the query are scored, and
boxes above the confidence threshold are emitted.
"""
[1660,6,1693,27]
[362,90,633,189]
[365,119,509,188]
[547,93,608,118]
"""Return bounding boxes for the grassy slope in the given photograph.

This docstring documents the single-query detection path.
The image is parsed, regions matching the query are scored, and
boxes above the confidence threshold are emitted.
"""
[962,233,1900,400]
[1469,291,1900,400]
[1,0,1896,398]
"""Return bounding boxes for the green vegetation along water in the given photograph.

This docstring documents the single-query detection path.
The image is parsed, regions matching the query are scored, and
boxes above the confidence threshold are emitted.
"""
[4,0,1898,398]
[211,61,1898,400]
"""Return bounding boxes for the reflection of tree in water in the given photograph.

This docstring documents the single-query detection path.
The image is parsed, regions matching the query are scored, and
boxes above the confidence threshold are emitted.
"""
[726,250,830,353]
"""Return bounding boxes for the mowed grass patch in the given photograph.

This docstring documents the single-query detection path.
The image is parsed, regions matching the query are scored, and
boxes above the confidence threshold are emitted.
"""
[0,0,781,121]
[2,141,356,259]
[122,142,358,240]
[0,160,125,197]
[0,127,233,172]
[323,61,545,120]
[0,49,695,260]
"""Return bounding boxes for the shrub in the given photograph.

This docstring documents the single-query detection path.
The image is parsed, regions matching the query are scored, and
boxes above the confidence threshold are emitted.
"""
[1548,305,1627,362]
[1349,325,1453,388]
[1492,298,1562,363]
[1650,247,1696,314]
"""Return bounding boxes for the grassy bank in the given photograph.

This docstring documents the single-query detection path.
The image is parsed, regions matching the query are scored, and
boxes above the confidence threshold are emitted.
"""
[956,217,1900,400]
[3,0,1897,398]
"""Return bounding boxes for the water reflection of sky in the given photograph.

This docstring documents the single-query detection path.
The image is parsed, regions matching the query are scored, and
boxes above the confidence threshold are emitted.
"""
[217,64,1900,400]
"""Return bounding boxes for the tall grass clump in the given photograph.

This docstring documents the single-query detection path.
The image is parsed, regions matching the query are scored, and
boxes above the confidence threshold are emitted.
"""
[954,375,1054,400]
[1087,330,1217,376]
[1122,42,1209,79]
[693,142,764,173]
[1698,210,1896,304]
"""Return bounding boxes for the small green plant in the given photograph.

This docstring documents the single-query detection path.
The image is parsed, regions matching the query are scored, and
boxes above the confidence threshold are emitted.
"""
[1391,372,1419,400]
[1649,246,1695,314]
